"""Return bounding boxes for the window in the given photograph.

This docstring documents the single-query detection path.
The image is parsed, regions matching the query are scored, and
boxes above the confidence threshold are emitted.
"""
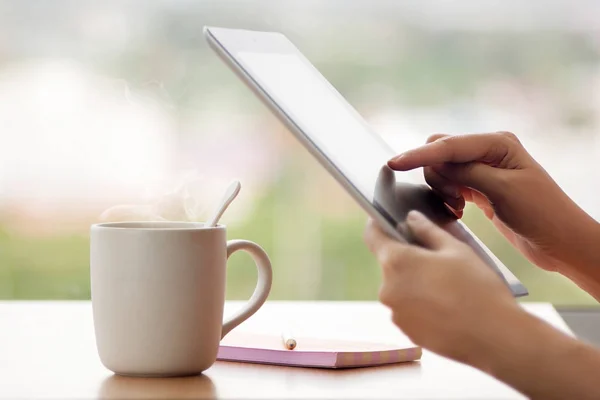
[1,0,598,305]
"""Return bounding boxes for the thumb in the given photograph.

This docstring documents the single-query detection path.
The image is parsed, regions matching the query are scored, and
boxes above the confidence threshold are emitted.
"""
[438,162,506,200]
[406,210,456,250]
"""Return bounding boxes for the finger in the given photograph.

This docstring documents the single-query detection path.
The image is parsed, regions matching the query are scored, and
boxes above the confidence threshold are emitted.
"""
[470,190,496,219]
[460,187,475,203]
[424,165,465,211]
[457,187,496,219]
[364,219,423,268]
[364,219,398,255]
[425,135,465,211]
[435,162,506,201]
[405,210,458,250]
[426,133,449,144]
[388,132,524,171]
[459,186,490,210]
[445,205,464,219]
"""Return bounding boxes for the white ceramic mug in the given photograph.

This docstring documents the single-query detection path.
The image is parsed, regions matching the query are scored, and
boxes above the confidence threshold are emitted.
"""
[90,221,272,377]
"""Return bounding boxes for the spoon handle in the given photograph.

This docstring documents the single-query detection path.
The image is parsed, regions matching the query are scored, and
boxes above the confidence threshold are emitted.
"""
[205,181,241,227]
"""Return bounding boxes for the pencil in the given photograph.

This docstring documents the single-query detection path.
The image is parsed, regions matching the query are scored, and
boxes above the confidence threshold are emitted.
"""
[281,331,297,350]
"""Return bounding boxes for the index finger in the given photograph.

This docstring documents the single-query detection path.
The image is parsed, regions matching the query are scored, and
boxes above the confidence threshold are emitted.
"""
[388,132,519,171]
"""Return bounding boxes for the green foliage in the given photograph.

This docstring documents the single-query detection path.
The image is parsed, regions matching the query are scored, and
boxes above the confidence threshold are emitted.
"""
[0,188,595,305]
[0,227,90,299]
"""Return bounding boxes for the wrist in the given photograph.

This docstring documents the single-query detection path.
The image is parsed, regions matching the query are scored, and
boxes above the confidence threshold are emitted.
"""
[471,304,592,398]
[479,307,563,374]
[553,210,600,299]
[465,303,535,373]
[552,198,600,275]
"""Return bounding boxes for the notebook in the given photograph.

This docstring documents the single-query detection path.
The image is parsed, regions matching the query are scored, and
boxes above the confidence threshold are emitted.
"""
[217,331,422,369]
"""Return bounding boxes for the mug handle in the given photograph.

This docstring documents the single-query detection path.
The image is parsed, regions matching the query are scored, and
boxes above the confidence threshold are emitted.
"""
[221,240,273,339]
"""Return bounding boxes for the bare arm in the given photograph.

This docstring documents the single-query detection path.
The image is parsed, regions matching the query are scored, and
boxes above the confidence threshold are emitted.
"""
[364,212,600,399]
[474,307,600,400]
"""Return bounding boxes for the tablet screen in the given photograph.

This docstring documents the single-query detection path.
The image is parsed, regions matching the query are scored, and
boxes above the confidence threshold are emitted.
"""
[238,52,393,203]
[237,51,453,227]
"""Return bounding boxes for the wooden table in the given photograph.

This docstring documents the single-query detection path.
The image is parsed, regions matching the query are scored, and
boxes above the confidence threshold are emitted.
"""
[0,301,573,399]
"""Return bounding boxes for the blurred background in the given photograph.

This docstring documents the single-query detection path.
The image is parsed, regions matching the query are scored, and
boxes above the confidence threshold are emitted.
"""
[1,0,600,305]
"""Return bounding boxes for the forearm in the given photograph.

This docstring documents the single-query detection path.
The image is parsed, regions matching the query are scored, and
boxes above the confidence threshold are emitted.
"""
[554,205,600,300]
[471,306,600,399]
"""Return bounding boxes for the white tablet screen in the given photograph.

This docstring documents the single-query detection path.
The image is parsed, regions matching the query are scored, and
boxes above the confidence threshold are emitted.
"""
[238,52,394,203]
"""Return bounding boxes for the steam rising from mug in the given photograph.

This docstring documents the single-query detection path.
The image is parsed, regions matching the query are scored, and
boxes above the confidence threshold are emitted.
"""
[99,171,210,222]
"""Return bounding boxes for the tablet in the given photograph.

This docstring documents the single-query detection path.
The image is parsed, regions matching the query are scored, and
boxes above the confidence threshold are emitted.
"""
[204,26,527,297]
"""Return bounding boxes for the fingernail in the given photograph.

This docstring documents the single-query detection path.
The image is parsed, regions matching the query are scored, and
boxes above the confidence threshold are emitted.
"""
[441,186,461,199]
[455,196,466,210]
[447,205,463,219]
[388,154,405,163]
[407,210,425,222]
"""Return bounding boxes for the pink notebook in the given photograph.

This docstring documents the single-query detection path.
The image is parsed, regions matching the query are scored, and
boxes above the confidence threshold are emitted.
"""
[217,332,422,369]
